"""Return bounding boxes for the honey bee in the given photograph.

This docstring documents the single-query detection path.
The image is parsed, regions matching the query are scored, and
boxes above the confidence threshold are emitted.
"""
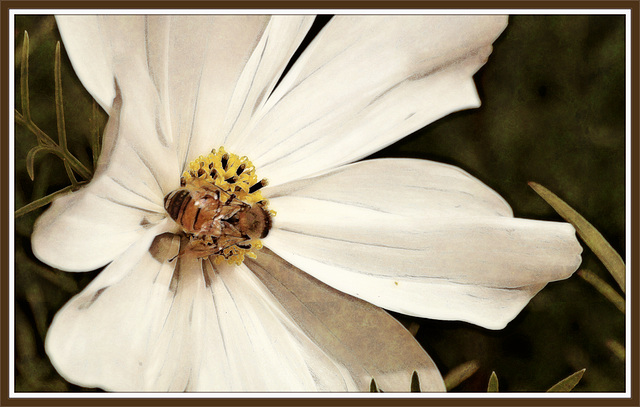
[163,177,272,260]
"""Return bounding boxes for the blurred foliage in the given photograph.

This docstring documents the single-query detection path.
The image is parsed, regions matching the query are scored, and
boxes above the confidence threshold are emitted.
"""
[547,369,586,392]
[13,14,626,392]
[487,372,499,392]
[443,360,480,391]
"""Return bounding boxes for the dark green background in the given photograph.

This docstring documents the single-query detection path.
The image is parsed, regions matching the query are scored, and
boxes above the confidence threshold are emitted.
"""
[13,15,626,392]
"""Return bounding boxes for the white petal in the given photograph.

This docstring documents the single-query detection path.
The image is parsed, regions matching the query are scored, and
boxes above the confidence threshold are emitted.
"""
[46,234,359,391]
[238,15,508,186]
[56,15,314,170]
[55,15,115,111]
[263,159,582,329]
[211,16,315,152]
[32,87,177,271]
[39,15,313,272]
[246,249,446,391]
[31,176,171,272]
[45,230,180,390]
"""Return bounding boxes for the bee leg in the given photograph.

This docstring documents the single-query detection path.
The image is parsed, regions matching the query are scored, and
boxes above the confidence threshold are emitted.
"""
[168,246,188,262]
[219,204,243,220]
[235,241,252,250]
[227,235,253,251]
[220,221,245,237]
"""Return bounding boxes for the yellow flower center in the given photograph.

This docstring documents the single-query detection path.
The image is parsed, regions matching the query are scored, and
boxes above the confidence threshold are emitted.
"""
[164,147,275,265]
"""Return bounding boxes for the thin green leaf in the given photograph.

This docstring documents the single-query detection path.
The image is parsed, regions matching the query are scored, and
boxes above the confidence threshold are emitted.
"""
[91,100,101,170]
[487,371,499,392]
[15,184,82,218]
[606,340,625,361]
[529,182,625,293]
[410,371,421,392]
[577,269,625,313]
[14,108,56,147]
[547,369,586,392]
[54,41,68,150]
[25,145,61,181]
[444,360,480,391]
[369,378,379,392]
[64,161,79,187]
[63,151,93,181]
[20,31,30,121]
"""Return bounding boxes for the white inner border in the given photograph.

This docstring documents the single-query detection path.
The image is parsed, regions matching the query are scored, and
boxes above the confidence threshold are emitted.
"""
[8,8,633,400]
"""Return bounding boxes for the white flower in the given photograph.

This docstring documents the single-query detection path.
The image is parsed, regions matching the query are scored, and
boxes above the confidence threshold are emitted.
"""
[31,15,582,392]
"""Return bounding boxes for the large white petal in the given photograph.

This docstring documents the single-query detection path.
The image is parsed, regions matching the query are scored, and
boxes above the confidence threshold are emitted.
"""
[37,16,314,272]
[56,15,314,170]
[237,15,508,186]
[46,234,361,391]
[246,249,446,391]
[31,80,181,271]
[263,159,582,329]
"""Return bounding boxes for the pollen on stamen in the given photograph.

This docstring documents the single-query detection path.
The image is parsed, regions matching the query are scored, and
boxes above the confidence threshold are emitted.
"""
[176,146,273,265]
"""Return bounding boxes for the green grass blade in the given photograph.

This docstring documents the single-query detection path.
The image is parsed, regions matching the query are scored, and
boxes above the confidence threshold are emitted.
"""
[577,269,625,313]
[54,41,67,150]
[547,369,586,392]
[444,360,480,391]
[63,161,79,187]
[15,108,56,147]
[606,340,625,361]
[91,100,101,170]
[15,184,81,217]
[20,31,30,121]
[369,378,379,392]
[25,145,59,181]
[529,182,625,293]
[487,371,499,392]
[410,371,421,392]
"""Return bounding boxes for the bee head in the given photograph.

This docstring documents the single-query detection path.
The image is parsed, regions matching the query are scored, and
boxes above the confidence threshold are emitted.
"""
[238,202,272,239]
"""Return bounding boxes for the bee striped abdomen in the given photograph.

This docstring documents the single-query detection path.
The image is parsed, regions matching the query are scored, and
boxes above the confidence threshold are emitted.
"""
[164,185,223,236]
[163,147,274,264]
[164,189,192,223]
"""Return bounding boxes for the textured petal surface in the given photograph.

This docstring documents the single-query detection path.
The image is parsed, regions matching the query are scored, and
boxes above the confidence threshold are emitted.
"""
[56,15,313,170]
[46,234,363,391]
[246,249,445,391]
[235,15,508,186]
[264,159,583,329]
[31,91,175,271]
[37,16,313,272]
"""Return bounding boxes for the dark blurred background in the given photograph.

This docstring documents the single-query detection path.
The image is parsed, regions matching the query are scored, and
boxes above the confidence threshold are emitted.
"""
[13,15,626,392]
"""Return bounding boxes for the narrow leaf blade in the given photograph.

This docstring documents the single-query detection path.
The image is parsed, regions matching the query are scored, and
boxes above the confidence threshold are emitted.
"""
[529,182,625,292]
[15,184,81,217]
[606,340,625,362]
[54,41,68,150]
[25,145,58,181]
[444,360,480,391]
[577,269,625,313]
[90,100,101,170]
[20,31,30,120]
[547,369,586,392]
[410,371,421,392]
[487,371,499,392]
[369,378,379,393]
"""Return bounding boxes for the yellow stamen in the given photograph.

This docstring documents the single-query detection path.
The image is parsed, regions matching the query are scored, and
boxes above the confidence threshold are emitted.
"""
[178,147,272,264]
